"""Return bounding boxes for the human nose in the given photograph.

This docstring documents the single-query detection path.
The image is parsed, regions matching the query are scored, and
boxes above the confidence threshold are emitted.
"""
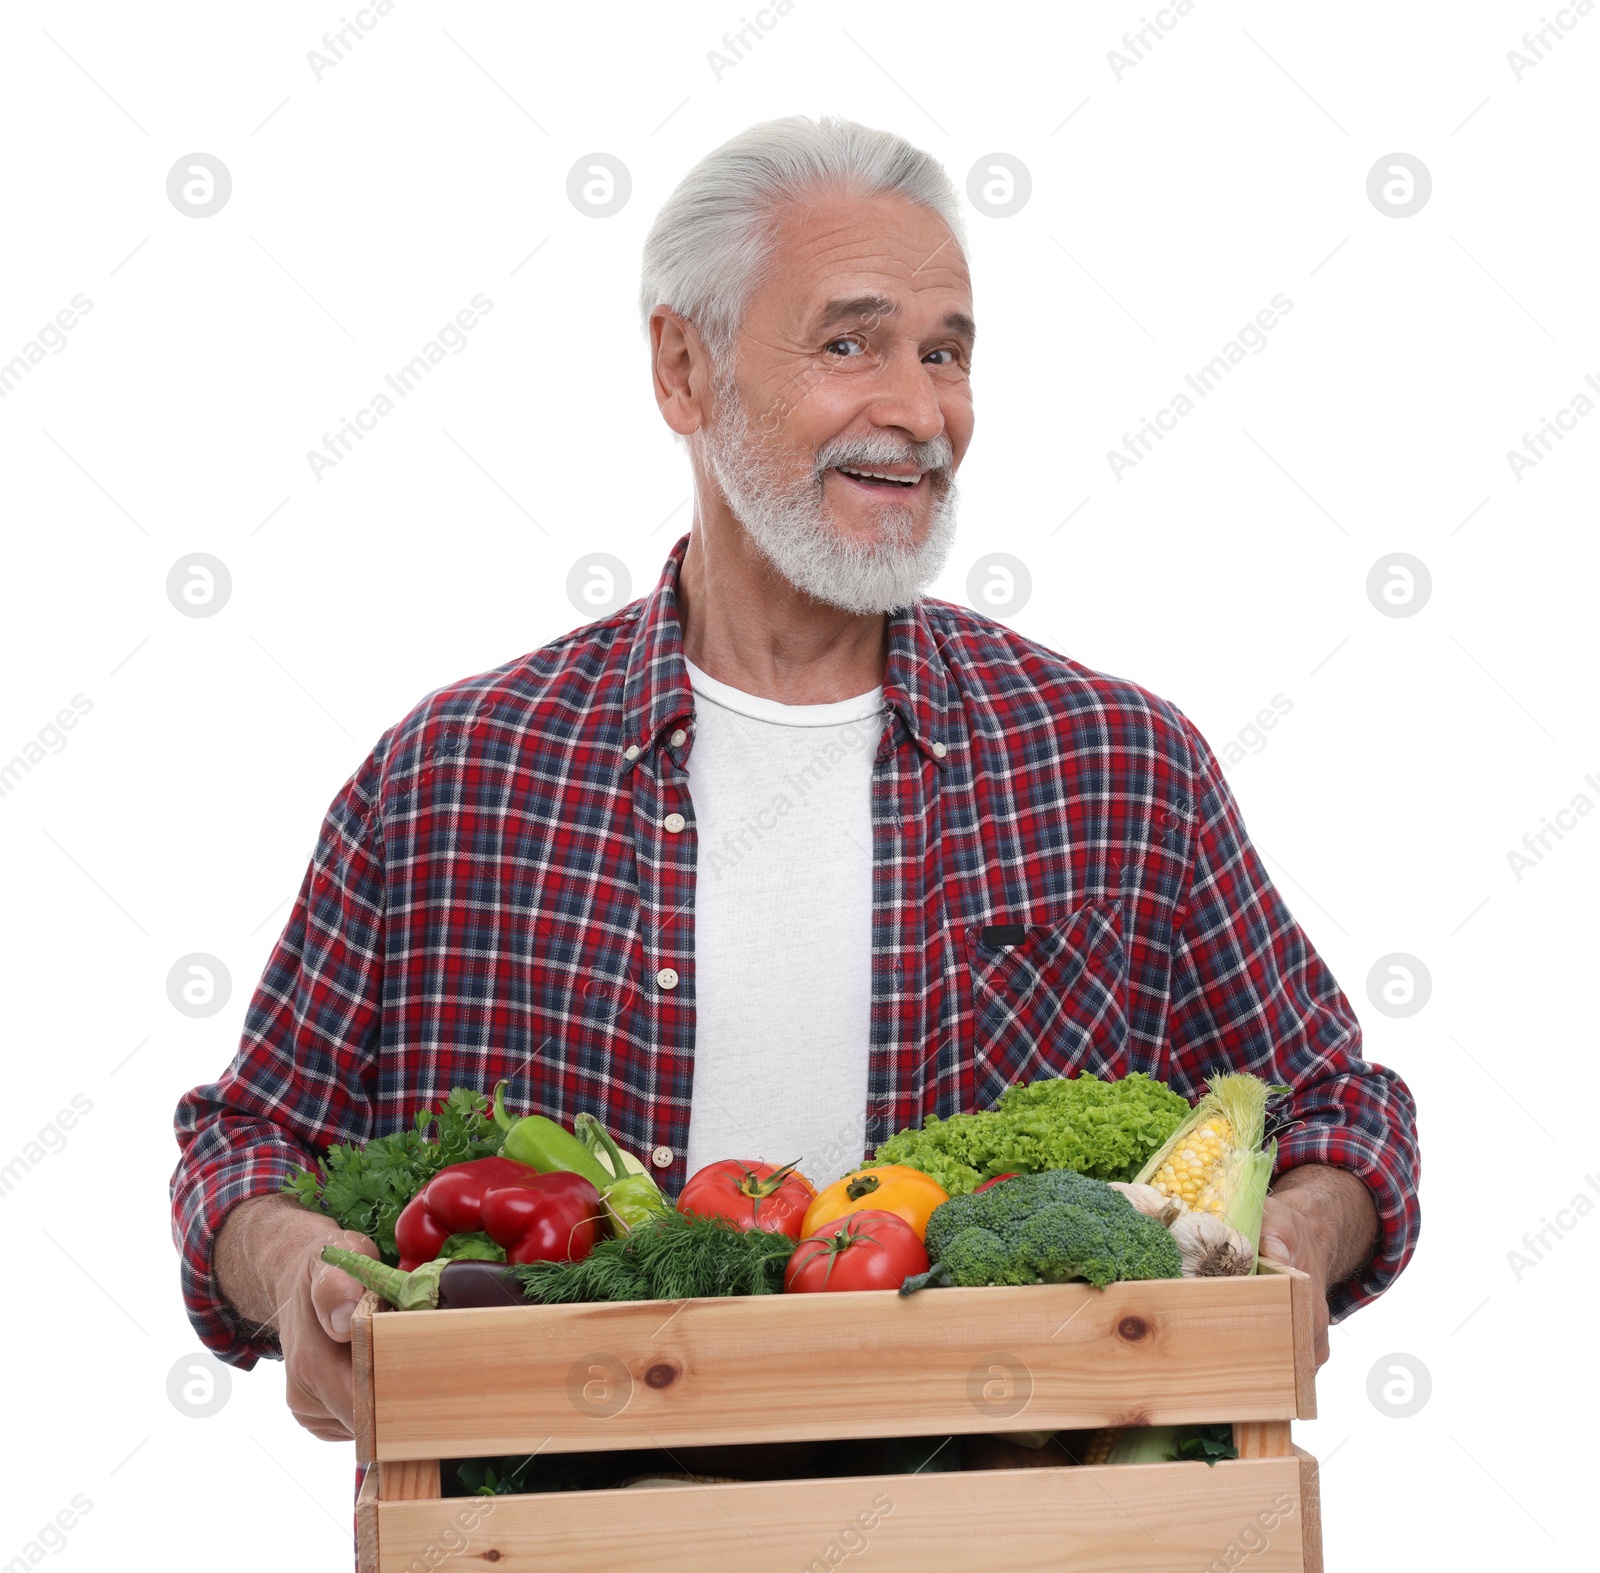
[865,348,946,447]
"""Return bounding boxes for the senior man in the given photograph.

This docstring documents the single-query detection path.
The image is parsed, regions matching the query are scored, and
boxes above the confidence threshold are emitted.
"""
[173,115,1419,1443]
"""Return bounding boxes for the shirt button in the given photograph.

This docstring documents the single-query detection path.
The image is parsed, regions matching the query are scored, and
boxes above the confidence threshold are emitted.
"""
[650,1145,674,1169]
[662,812,686,833]
[669,728,688,748]
[931,740,948,759]
[655,967,679,990]
[623,744,640,761]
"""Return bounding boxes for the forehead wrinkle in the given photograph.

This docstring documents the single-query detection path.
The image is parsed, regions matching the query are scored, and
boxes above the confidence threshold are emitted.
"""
[741,197,973,358]
[770,204,966,280]
[807,245,972,302]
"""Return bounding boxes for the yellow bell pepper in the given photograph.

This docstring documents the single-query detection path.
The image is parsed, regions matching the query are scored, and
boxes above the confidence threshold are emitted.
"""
[802,1165,949,1241]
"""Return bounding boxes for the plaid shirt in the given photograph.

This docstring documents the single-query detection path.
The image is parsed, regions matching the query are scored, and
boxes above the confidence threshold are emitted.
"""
[172,532,1420,1365]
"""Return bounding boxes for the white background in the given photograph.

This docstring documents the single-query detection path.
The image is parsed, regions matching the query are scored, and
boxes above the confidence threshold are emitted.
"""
[1,1,1595,1567]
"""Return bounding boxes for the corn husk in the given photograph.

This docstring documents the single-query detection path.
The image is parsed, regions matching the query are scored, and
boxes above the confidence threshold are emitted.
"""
[1132,1073,1279,1266]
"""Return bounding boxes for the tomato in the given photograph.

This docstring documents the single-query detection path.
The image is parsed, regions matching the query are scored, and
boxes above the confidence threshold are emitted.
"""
[784,1210,930,1293]
[802,1165,948,1241]
[974,1173,1021,1194]
[677,1159,817,1238]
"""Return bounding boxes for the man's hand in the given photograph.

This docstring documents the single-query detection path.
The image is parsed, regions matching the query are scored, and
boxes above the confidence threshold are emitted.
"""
[214,1192,379,1441]
[1258,1163,1380,1368]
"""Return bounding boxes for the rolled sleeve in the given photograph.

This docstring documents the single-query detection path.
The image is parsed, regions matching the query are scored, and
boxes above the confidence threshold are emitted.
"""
[170,748,388,1367]
[170,1110,319,1366]
[1165,714,1421,1319]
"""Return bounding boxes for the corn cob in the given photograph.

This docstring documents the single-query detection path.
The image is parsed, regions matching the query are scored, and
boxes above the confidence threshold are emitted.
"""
[1077,1426,1186,1465]
[1132,1074,1280,1263]
[1077,1428,1120,1466]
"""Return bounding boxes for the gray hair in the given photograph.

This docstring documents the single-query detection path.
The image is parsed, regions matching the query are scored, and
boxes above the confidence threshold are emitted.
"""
[638,114,967,365]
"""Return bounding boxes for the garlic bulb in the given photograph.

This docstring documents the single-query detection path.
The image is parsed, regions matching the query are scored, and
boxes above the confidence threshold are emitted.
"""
[1109,1181,1186,1227]
[1169,1210,1253,1277]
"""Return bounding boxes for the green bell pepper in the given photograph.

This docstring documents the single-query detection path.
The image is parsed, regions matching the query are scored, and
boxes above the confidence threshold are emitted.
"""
[492,1082,614,1192]
[573,1113,670,1233]
[492,1084,669,1234]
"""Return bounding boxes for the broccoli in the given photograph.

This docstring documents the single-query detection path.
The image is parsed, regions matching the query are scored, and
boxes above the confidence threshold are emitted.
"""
[914,1169,1182,1290]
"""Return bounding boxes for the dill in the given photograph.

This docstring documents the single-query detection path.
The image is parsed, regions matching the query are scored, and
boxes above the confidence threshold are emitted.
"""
[510,1211,796,1303]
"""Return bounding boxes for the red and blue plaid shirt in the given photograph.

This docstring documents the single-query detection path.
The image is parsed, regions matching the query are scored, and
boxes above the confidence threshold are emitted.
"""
[172,532,1419,1364]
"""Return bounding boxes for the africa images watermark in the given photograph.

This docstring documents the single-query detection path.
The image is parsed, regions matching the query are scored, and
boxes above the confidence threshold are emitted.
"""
[1505,768,1600,880]
[1215,693,1294,773]
[1507,1171,1600,1280]
[703,711,881,880]
[5,1495,93,1568]
[0,694,94,802]
[306,0,399,80]
[1106,293,1294,479]
[802,1490,895,1572]
[0,293,94,402]
[1106,0,1201,80]
[1202,1492,1296,1573]
[0,1095,95,1200]
[1504,370,1600,480]
[706,0,799,80]
[305,292,494,479]
[1506,1,1594,79]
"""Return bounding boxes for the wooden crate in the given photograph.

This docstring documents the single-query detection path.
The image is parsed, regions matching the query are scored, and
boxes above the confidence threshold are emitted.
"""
[353,1259,1322,1572]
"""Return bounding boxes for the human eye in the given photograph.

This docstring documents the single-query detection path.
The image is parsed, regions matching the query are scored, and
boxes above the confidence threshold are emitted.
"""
[823,336,867,358]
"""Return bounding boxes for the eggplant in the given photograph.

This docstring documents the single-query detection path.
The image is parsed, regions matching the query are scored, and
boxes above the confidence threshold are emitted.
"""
[321,1247,526,1310]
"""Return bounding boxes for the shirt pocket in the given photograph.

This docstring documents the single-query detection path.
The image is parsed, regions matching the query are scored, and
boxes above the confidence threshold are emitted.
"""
[964,898,1130,1107]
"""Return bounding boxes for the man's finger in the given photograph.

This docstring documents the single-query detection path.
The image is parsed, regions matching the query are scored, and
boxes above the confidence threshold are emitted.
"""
[1257,1231,1295,1264]
[325,1373,357,1433]
[312,1237,378,1341]
[311,1265,366,1341]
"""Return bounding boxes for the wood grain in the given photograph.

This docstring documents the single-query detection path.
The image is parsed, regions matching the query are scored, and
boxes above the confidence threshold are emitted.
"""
[1275,1259,1320,1420]
[1294,1444,1325,1573]
[370,1273,1302,1461]
[379,1458,441,1501]
[354,1465,378,1573]
[373,1457,1306,1573]
[1234,1419,1294,1457]
[350,1290,379,1466]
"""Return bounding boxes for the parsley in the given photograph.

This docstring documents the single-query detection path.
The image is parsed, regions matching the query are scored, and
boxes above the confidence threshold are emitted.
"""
[283,1088,505,1263]
[1167,1423,1239,1465]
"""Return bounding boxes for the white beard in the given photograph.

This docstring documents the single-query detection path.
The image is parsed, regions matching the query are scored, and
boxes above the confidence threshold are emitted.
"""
[702,372,960,616]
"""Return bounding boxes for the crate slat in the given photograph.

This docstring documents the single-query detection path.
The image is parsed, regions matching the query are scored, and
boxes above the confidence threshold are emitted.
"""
[379,1459,441,1500]
[1265,1259,1320,1420]
[374,1456,1308,1573]
[1294,1444,1324,1573]
[350,1290,378,1466]
[355,1465,378,1573]
[1234,1419,1293,1457]
[371,1272,1305,1461]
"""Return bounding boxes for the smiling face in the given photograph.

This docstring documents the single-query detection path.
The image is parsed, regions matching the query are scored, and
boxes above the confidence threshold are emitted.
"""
[697,189,975,613]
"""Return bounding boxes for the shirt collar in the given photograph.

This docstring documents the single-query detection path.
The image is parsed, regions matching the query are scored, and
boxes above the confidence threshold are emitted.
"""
[621,533,959,771]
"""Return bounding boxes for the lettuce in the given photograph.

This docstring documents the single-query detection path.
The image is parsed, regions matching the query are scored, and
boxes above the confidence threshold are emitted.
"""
[873,1073,1191,1195]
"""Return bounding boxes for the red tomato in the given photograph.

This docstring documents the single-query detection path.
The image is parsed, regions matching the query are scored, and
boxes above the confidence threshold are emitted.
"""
[678,1159,817,1238]
[783,1210,931,1293]
[974,1173,1021,1194]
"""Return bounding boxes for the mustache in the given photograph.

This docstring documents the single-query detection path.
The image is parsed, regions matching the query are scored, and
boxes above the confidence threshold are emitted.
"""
[813,432,955,477]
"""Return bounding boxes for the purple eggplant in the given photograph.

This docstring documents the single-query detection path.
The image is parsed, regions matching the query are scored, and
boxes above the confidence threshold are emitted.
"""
[321,1247,526,1310]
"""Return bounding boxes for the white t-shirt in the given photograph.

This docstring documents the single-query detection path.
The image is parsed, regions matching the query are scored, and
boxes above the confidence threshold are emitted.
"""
[681,656,887,1191]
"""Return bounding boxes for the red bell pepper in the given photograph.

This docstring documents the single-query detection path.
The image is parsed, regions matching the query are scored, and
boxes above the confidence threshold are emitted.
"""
[393,1156,604,1270]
